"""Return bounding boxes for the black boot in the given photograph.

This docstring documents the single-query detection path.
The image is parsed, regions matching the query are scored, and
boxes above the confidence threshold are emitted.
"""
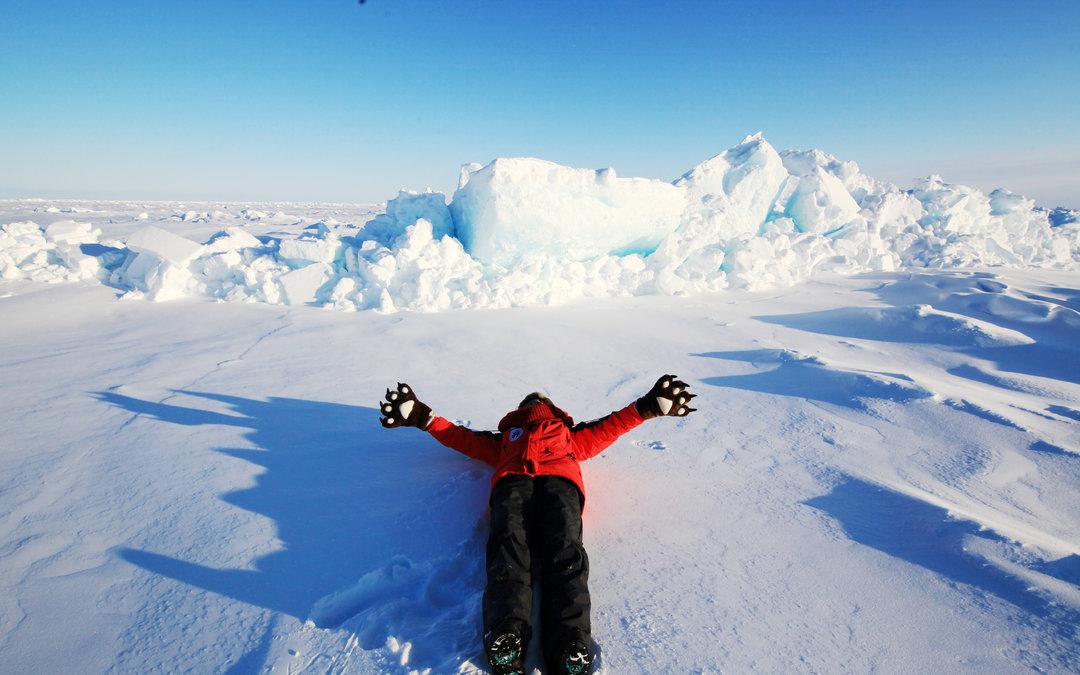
[550,631,593,675]
[484,619,529,675]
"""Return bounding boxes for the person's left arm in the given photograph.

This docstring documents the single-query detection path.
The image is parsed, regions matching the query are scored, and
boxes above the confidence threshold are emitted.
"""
[571,374,696,461]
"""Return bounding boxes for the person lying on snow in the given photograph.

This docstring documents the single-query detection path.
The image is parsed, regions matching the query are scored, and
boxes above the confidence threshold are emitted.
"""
[378,375,697,675]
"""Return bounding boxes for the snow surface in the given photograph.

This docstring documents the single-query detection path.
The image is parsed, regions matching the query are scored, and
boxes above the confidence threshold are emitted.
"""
[2,134,1077,314]
[2,140,1080,672]
[2,195,1080,671]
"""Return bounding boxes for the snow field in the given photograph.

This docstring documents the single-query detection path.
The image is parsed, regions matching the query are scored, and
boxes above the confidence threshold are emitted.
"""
[1,265,1077,672]
[2,134,1077,314]
[2,135,1080,673]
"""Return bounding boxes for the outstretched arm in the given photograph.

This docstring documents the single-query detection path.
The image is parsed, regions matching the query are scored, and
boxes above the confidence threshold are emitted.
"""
[379,382,501,466]
[571,374,697,461]
[570,402,646,461]
[426,417,502,466]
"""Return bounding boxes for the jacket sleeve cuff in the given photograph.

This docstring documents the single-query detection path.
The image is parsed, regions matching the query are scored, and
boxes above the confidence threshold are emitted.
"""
[426,416,452,433]
[620,401,646,425]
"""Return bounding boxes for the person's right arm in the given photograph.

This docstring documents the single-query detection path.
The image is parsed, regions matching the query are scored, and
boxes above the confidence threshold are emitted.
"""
[379,382,501,466]
[425,417,501,466]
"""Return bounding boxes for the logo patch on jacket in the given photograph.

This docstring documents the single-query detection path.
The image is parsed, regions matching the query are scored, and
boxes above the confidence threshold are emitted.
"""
[508,427,523,442]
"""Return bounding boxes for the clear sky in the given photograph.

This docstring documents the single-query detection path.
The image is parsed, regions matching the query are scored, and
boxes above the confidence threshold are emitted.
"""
[2,0,1078,207]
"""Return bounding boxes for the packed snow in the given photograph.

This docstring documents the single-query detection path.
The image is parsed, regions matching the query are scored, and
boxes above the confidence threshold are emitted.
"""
[2,134,1076,313]
[2,137,1080,673]
[1,263,1078,673]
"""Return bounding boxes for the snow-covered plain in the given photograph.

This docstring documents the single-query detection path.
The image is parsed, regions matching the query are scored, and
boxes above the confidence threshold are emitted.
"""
[1,138,1079,673]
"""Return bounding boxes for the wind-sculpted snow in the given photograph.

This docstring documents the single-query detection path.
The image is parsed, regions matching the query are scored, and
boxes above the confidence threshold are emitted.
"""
[1,134,1077,312]
[757,304,1035,348]
[700,349,935,412]
[3,266,1080,671]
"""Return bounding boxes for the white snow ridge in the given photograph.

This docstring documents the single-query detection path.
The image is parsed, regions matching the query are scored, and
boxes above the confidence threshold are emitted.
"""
[2,134,1076,312]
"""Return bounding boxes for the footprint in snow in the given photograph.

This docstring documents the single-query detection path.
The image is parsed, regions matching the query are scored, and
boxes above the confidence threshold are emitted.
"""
[635,440,666,451]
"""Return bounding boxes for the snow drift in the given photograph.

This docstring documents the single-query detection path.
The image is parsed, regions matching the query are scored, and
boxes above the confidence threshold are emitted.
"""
[1,134,1077,312]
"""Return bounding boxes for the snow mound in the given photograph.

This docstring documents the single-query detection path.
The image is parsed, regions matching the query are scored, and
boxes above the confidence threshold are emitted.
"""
[0,220,103,282]
[2,135,1077,312]
[879,273,1080,333]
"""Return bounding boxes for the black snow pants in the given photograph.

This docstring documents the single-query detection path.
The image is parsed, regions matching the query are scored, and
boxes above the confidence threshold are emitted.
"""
[484,473,590,666]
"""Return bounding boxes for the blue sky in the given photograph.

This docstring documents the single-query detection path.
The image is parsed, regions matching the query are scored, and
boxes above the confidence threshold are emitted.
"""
[2,0,1078,206]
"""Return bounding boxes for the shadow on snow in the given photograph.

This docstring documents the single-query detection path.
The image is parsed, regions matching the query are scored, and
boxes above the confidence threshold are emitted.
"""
[804,476,1080,651]
[95,389,491,672]
[695,349,930,412]
[754,274,1080,386]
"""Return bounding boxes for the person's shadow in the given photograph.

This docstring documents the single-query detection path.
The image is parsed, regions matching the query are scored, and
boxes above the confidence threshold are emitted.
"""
[96,389,492,649]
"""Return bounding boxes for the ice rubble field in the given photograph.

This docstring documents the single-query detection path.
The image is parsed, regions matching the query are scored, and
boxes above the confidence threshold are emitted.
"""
[1,136,1080,673]
[2,134,1078,313]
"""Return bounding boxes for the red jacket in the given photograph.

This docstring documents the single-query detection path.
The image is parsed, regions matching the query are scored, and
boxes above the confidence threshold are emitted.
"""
[426,401,645,506]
